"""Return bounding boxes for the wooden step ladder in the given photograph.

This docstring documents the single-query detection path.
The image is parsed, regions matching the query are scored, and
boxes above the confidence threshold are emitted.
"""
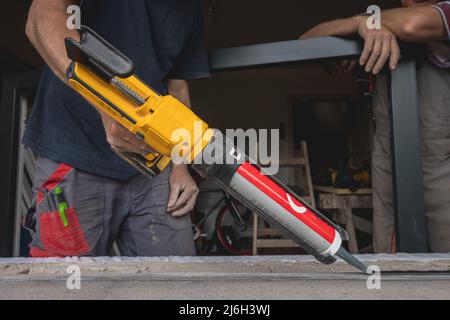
[252,141,316,255]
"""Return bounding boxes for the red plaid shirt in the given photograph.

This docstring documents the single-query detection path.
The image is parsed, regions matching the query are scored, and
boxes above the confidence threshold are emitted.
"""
[429,1,450,68]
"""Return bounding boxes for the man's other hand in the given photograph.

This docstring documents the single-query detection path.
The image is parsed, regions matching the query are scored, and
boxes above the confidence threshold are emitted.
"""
[358,23,401,75]
[167,164,199,217]
[100,111,153,156]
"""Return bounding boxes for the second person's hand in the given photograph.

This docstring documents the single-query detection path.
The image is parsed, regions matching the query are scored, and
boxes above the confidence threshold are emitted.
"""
[357,21,401,75]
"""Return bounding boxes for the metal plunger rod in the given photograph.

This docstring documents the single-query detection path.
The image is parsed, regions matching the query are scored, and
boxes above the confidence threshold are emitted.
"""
[337,247,369,274]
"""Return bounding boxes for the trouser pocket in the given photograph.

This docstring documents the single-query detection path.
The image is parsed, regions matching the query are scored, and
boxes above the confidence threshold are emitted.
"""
[29,157,105,257]
[36,208,90,257]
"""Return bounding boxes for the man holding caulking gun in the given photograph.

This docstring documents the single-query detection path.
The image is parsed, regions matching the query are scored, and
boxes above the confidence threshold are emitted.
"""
[23,0,209,257]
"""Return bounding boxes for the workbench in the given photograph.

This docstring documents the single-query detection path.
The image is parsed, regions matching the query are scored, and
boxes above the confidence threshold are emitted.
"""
[314,185,373,254]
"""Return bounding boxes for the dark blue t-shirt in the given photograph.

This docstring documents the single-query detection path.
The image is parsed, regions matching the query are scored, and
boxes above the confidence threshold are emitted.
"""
[23,0,210,180]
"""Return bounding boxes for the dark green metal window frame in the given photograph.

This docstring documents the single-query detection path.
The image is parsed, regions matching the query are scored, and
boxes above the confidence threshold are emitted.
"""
[0,71,41,257]
[210,37,427,253]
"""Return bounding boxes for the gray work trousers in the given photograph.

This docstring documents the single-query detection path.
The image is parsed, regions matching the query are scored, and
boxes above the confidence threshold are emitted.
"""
[372,59,450,253]
[27,156,196,257]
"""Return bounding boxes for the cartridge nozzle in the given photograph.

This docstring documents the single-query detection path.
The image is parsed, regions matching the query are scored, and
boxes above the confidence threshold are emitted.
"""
[336,247,370,274]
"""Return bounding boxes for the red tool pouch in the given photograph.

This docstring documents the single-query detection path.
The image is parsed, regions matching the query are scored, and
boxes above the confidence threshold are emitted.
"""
[36,208,90,257]
[29,163,91,258]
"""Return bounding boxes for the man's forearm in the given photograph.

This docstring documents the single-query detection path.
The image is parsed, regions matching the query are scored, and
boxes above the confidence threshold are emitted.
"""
[168,79,192,171]
[300,16,361,39]
[168,79,192,108]
[26,0,80,81]
[381,6,446,42]
[301,6,447,42]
